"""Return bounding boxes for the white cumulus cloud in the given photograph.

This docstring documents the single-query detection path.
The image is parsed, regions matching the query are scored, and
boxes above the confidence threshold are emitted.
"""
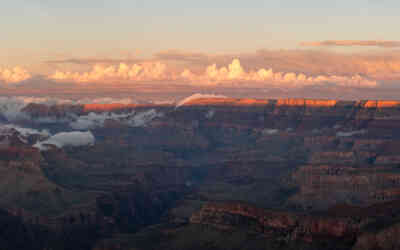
[49,62,170,83]
[181,59,378,88]
[0,67,31,83]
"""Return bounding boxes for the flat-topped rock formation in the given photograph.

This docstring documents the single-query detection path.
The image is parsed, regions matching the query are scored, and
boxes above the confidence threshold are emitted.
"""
[16,98,400,116]
[363,100,400,108]
[276,98,338,107]
[13,98,400,129]
[179,97,270,107]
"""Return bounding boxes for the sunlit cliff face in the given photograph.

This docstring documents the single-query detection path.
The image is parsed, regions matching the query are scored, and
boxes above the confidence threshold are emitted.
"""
[275,99,338,107]
[83,103,139,112]
[363,100,400,108]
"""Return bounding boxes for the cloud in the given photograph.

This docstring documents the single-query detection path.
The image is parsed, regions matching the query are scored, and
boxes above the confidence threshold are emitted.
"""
[129,109,163,127]
[1,124,50,138]
[0,67,31,83]
[49,62,171,83]
[2,49,400,89]
[33,131,95,151]
[76,97,136,105]
[0,97,30,121]
[0,96,77,122]
[0,96,167,129]
[69,109,163,130]
[176,93,227,108]
[45,58,142,65]
[0,96,137,124]
[300,40,400,48]
[336,130,367,137]
[205,109,215,119]
[47,58,378,88]
[155,49,400,82]
[155,50,211,64]
[0,124,50,145]
[1,49,395,99]
[181,59,378,87]
[69,111,133,130]
[1,123,94,152]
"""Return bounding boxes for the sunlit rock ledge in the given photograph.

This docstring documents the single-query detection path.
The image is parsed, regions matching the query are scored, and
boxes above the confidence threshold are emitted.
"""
[363,100,400,108]
[275,98,338,107]
[178,98,400,108]
[177,97,270,107]
[15,98,400,116]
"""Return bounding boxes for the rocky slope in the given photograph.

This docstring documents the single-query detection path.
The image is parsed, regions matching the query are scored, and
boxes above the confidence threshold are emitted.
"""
[1,97,400,249]
[190,201,361,242]
[189,200,400,249]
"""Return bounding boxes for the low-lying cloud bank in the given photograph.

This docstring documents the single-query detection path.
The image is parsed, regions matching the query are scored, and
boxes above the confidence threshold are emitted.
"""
[70,109,163,129]
[155,49,400,82]
[0,124,50,138]
[0,123,94,151]
[49,62,169,83]
[33,131,95,151]
[181,59,377,87]
[300,40,400,48]
[47,59,378,88]
[0,96,140,123]
[3,49,400,99]
[0,96,65,122]
[0,67,31,83]
[0,96,164,132]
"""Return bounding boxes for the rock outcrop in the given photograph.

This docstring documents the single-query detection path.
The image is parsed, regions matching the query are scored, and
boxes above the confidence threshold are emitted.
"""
[190,201,362,243]
[191,200,400,248]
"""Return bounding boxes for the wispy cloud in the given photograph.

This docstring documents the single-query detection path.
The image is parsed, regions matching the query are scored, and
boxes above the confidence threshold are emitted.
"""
[154,50,211,64]
[300,40,400,48]
[45,58,142,65]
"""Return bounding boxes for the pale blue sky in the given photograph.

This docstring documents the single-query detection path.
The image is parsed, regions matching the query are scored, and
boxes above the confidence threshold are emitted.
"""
[2,0,400,70]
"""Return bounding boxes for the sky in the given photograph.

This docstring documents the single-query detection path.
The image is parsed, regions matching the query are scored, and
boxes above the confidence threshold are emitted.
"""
[1,0,400,100]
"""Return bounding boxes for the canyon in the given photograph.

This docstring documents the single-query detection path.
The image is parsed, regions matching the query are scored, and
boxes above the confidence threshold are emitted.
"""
[0,96,400,249]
